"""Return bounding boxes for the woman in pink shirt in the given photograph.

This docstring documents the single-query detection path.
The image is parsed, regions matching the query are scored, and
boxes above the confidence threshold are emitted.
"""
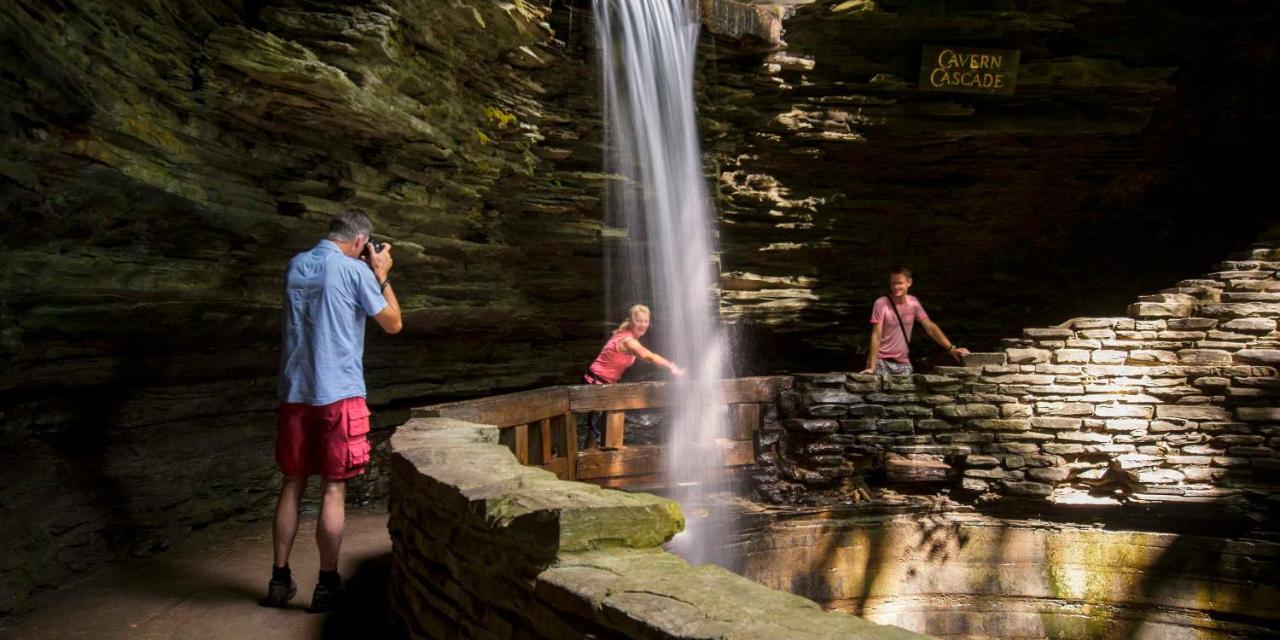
[862,267,969,375]
[583,304,685,448]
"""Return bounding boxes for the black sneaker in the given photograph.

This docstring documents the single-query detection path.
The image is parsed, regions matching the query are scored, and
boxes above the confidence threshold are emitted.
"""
[259,578,297,608]
[306,579,345,613]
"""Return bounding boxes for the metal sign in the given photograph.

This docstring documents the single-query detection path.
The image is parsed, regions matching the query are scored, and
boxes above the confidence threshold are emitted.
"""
[919,46,1020,96]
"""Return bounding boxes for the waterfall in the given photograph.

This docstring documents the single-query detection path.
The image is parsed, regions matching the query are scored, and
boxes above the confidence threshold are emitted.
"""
[593,0,729,564]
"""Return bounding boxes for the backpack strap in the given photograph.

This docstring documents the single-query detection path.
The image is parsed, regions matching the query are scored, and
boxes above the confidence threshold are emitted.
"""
[884,296,913,359]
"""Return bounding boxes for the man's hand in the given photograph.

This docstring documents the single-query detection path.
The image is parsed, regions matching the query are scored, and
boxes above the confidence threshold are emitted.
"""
[950,347,971,362]
[669,365,687,378]
[860,367,875,375]
[366,242,393,281]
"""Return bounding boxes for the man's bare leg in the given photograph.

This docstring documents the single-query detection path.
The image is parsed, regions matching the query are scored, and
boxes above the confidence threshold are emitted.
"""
[317,479,346,571]
[262,475,306,607]
[272,475,307,567]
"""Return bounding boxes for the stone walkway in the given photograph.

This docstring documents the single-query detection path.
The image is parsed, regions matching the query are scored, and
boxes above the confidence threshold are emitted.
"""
[4,507,396,640]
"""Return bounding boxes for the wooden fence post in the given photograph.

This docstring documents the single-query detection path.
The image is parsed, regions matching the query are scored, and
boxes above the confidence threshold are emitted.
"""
[564,412,577,481]
[513,424,529,464]
[604,411,625,450]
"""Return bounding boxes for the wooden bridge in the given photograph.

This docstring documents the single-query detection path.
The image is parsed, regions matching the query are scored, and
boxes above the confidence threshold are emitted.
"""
[412,376,789,489]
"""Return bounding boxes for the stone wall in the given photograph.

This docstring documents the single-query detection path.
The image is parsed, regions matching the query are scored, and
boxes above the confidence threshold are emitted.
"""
[755,233,1280,516]
[723,510,1280,638]
[387,416,925,639]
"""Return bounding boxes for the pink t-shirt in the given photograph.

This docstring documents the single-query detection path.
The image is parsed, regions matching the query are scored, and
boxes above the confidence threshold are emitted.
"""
[587,330,638,383]
[870,295,929,364]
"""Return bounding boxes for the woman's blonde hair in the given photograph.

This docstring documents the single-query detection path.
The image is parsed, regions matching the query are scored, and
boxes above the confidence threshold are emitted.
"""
[615,304,651,334]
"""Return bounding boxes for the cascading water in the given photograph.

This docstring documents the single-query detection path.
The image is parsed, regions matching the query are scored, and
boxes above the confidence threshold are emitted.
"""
[593,0,730,564]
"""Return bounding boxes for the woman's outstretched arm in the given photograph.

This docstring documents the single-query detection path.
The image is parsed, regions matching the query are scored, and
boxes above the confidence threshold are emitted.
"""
[622,338,686,377]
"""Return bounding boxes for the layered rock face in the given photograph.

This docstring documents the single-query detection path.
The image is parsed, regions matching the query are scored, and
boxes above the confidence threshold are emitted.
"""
[1,0,1278,619]
[703,0,1279,370]
[0,0,608,612]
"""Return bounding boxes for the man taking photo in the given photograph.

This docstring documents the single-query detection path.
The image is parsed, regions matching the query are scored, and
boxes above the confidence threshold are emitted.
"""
[262,209,402,612]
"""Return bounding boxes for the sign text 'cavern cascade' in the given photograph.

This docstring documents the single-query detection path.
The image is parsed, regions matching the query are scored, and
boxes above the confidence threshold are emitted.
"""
[918,46,1020,96]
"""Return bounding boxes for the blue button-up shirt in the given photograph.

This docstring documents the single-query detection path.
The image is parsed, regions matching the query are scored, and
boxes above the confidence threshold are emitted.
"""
[278,240,387,405]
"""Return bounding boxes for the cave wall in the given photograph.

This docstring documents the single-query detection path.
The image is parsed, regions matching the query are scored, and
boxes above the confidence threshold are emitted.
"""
[1,0,1278,618]
[704,0,1279,372]
[0,0,607,612]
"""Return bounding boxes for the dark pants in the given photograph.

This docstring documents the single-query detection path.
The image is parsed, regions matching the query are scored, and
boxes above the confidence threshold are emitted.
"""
[585,411,604,446]
[582,372,606,447]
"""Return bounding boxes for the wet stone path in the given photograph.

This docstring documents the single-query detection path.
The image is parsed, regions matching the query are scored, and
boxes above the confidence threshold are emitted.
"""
[5,507,396,640]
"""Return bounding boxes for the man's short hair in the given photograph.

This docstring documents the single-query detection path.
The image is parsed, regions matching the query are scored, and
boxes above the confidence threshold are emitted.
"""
[889,266,913,278]
[328,209,373,242]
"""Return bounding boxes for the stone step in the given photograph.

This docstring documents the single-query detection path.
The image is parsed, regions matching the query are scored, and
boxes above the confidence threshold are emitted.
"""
[1129,301,1196,319]
[1223,318,1278,333]
[961,352,1007,366]
[1216,260,1280,271]
[1176,279,1225,289]
[1231,246,1280,261]
[1221,292,1280,302]
[1067,317,1126,329]
[886,453,954,483]
[1022,327,1074,339]
[1160,286,1221,302]
[1226,279,1280,292]
[1198,302,1280,319]
[1208,270,1276,281]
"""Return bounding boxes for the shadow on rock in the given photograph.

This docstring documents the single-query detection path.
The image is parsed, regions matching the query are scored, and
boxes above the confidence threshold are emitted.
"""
[320,553,401,640]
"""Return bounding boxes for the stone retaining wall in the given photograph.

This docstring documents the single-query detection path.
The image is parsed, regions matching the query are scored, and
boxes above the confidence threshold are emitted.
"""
[723,511,1280,639]
[388,417,925,639]
[755,241,1280,512]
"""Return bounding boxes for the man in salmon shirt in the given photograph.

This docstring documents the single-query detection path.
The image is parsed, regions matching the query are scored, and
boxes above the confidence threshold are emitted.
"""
[262,209,402,612]
[861,267,968,375]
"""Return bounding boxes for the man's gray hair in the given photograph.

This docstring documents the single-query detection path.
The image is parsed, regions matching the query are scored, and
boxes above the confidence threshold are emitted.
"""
[328,209,374,242]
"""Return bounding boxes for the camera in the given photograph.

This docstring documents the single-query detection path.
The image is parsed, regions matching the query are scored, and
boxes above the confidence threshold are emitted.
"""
[366,237,385,253]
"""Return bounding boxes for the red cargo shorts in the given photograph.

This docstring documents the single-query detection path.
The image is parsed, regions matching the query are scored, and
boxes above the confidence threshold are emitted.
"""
[276,397,371,480]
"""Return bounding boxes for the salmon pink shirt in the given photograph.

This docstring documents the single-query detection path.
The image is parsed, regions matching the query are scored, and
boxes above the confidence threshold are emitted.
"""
[870,295,928,364]
[587,330,638,383]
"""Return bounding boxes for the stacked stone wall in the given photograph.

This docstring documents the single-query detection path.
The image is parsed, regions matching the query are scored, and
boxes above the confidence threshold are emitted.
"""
[755,242,1280,513]
[388,417,925,640]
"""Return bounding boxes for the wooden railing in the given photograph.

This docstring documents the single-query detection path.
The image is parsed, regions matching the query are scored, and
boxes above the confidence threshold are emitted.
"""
[412,376,790,489]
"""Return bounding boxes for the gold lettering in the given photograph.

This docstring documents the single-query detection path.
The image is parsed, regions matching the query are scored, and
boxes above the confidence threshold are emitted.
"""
[925,48,1015,93]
